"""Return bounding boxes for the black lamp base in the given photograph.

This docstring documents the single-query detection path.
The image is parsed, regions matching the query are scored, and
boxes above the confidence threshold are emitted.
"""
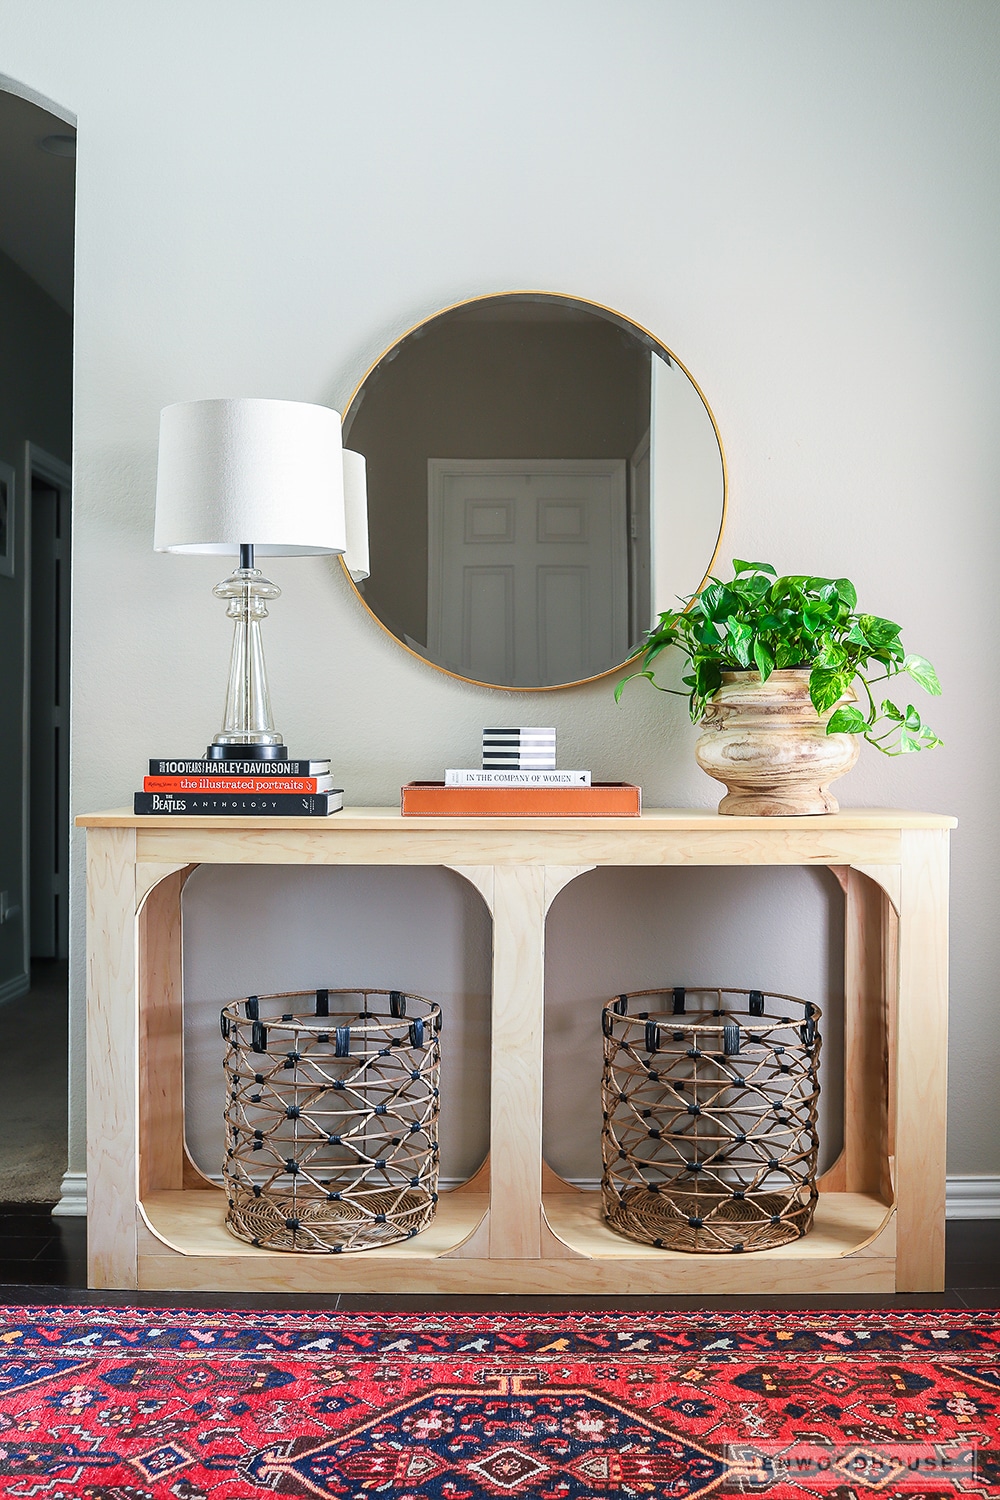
[206,743,289,762]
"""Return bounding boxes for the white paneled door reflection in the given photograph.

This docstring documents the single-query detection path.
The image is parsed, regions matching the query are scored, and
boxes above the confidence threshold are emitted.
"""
[427,458,627,687]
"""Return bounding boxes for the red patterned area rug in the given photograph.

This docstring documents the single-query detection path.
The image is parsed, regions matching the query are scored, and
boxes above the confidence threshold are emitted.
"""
[0,1307,996,1497]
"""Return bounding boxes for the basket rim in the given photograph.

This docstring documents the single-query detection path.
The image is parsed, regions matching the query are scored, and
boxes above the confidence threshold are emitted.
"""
[221,987,441,1031]
[604,986,817,1005]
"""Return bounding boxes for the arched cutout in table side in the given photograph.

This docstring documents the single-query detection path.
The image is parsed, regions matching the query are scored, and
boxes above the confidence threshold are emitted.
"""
[816,865,898,1226]
[136,862,198,1200]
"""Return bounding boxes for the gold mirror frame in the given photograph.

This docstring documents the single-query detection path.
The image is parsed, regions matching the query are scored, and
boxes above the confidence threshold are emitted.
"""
[341,290,728,692]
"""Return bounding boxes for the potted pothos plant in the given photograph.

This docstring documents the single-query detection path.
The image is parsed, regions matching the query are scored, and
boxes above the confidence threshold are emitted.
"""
[616,561,942,815]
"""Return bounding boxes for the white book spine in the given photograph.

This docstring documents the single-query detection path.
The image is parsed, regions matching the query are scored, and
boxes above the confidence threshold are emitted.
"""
[445,769,591,787]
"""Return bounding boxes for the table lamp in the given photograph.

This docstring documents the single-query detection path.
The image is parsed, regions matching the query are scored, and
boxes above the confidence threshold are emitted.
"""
[154,397,362,761]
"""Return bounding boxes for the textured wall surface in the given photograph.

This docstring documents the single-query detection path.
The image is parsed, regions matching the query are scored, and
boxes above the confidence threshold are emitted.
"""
[0,0,996,1183]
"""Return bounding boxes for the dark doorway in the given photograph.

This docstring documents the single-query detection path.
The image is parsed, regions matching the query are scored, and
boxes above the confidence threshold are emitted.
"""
[0,84,74,1207]
[29,456,71,961]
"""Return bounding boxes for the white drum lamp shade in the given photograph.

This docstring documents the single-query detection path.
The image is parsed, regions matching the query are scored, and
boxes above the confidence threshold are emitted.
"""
[154,398,347,555]
[343,449,370,583]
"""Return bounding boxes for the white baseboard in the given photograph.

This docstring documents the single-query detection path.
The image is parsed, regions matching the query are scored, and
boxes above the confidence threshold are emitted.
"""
[0,972,29,1007]
[945,1175,1000,1219]
[48,1172,1000,1220]
[52,1170,87,1217]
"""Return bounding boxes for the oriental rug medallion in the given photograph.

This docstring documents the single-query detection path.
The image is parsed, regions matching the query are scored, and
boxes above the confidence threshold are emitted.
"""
[0,1307,995,1497]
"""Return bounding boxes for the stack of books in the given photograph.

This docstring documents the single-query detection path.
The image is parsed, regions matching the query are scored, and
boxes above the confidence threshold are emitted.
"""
[134,757,344,817]
[401,729,640,817]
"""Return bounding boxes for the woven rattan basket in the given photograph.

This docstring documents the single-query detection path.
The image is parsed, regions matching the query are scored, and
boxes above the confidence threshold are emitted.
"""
[601,987,820,1253]
[221,987,440,1253]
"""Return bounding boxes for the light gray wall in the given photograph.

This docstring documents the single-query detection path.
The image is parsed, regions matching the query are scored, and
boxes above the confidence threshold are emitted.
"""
[0,247,72,996]
[0,0,996,1186]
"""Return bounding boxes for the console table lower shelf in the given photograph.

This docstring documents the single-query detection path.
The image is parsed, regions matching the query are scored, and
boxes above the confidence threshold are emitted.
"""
[137,1186,895,1295]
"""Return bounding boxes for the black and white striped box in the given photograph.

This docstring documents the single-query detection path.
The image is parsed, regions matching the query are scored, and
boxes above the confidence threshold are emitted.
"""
[482,727,557,770]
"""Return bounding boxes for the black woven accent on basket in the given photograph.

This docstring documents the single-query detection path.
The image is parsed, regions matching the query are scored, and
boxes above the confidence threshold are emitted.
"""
[723,1022,741,1056]
[409,1018,425,1048]
[245,995,260,1020]
[390,991,407,1018]
[334,1026,351,1057]
[672,987,686,1014]
[220,1012,230,1041]
[251,1021,268,1053]
[602,1009,614,1038]
[315,988,329,1016]
[644,1020,660,1054]
[800,1001,816,1046]
[749,990,764,1016]
[613,995,628,1015]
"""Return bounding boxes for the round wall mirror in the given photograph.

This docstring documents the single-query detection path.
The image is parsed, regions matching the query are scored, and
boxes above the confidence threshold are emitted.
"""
[342,292,726,690]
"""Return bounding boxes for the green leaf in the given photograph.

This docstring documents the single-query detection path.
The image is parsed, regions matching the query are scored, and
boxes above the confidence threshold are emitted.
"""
[826,706,868,735]
[726,618,753,668]
[694,658,723,700]
[903,653,941,695]
[641,638,676,671]
[753,639,774,681]
[809,667,850,714]
[859,614,902,648]
[880,699,905,722]
[815,639,848,670]
[700,584,737,621]
[732,560,776,576]
[741,573,772,600]
[614,670,656,703]
[802,606,831,633]
[835,578,857,611]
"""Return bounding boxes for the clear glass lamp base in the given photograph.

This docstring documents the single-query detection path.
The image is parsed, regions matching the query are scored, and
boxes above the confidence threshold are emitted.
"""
[208,563,288,761]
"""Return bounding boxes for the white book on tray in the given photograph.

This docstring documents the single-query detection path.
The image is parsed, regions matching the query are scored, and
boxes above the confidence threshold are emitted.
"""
[444,769,592,788]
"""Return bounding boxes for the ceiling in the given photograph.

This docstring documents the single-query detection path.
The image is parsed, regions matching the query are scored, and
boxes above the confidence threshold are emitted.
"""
[0,90,75,312]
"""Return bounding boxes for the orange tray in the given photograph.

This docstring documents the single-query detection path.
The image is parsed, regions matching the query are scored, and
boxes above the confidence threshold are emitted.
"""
[399,782,641,817]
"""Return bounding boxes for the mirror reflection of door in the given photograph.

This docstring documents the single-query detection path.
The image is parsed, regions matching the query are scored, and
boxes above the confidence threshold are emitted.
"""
[427,459,627,688]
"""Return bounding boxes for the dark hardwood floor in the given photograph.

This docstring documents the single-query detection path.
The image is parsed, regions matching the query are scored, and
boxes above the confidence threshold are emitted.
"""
[0,1207,995,1312]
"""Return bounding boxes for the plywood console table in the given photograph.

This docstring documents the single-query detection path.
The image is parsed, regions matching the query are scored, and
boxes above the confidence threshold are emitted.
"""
[79,807,954,1295]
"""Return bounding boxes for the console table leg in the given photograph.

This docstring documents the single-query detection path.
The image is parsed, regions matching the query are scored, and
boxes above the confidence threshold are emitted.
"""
[86,827,139,1289]
[489,865,547,1258]
[895,828,950,1291]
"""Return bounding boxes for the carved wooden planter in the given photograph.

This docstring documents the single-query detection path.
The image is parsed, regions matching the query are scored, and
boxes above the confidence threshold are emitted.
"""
[695,669,860,816]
